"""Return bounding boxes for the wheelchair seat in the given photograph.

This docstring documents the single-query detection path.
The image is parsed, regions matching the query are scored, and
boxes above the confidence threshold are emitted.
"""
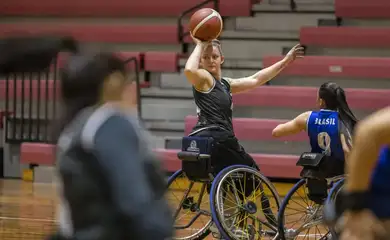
[296,152,338,204]
[296,152,327,180]
[297,152,344,180]
[177,136,214,182]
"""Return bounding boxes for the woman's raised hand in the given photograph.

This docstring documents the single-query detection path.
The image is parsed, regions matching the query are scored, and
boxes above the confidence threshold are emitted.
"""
[190,33,210,48]
[284,44,305,64]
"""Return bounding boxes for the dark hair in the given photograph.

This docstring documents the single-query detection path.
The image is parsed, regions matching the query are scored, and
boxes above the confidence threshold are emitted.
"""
[53,51,127,141]
[318,82,358,131]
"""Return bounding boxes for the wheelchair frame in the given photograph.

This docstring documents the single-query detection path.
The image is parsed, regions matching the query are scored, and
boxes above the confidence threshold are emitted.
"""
[167,136,281,240]
[167,169,213,240]
[210,164,281,240]
[277,152,345,240]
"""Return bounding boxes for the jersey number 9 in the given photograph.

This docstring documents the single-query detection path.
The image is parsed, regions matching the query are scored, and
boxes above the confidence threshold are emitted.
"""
[317,132,331,156]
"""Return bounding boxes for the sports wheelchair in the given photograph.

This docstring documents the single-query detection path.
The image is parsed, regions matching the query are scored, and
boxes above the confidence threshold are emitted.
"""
[277,152,345,240]
[166,136,281,240]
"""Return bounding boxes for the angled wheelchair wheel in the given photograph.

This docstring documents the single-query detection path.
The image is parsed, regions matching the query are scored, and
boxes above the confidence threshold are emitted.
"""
[210,165,281,240]
[167,169,212,240]
[277,179,330,240]
[324,178,345,239]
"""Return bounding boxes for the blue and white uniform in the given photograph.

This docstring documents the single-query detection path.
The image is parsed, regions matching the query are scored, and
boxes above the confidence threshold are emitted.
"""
[307,110,347,161]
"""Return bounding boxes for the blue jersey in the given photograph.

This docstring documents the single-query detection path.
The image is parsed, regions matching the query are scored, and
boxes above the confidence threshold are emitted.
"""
[371,146,390,194]
[369,146,390,218]
[307,110,345,161]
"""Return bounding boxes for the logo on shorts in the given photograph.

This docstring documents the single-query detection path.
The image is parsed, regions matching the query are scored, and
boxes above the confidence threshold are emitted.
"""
[187,140,200,152]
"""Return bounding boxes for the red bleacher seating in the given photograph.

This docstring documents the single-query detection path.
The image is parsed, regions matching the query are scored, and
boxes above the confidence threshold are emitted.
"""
[144,52,179,73]
[117,52,144,69]
[233,86,390,110]
[184,116,307,142]
[0,23,179,44]
[20,143,56,166]
[56,52,144,70]
[336,0,390,19]
[300,27,390,47]
[20,143,301,178]
[57,52,144,70]
[1,81,389,111]
[8,51,172,91]
[263,56,390,79]
[0,0,255,17]
[157,149,300,178]
[0,80,150,94]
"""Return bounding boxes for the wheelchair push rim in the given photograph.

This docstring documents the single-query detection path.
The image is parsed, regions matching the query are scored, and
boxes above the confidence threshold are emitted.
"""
[167,169,213,240]
[278,178,332,240]
[210,165,281,240]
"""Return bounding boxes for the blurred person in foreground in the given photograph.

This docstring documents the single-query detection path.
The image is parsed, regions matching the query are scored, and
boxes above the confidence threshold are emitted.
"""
[338,106,390,240]
[50,51,173,240]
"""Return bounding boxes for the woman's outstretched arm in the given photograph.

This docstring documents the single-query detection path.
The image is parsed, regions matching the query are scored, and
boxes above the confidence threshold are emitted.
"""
[272,111,310,137]
[227,44,304,94]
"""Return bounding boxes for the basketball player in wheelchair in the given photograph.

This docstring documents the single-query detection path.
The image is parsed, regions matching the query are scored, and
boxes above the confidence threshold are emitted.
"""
[271,82,357,239]
[166,36,304,240]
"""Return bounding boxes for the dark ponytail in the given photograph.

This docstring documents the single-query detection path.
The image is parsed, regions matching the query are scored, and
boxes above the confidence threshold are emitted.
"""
[318,82,358,132]
[335,87,358,131]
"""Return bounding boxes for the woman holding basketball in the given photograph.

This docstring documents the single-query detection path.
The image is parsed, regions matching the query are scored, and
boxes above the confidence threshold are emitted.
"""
[184,35,303,239]
[185,8,304,170]
[184,9,303,238]
[184,37,304,173]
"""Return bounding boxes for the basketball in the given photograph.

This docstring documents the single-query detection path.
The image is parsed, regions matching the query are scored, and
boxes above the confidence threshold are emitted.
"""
[189,8,223,42]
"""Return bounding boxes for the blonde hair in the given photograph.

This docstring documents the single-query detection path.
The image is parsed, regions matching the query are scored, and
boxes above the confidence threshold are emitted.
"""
[211,39,223,56]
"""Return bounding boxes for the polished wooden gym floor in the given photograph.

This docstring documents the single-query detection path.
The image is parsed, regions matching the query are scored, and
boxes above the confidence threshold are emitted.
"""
[167,176,329,240]
[0,178,328,240]
[0,180,57,240]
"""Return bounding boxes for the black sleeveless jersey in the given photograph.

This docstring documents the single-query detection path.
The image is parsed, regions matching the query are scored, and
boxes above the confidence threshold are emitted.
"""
[192,77,234,133]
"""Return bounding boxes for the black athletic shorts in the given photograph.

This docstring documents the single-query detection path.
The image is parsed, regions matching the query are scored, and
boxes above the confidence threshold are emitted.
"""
[191,127,259,175]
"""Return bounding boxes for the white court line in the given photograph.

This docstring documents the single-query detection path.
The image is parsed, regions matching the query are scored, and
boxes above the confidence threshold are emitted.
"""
[297,233,328,238]
[0,216,57,223]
